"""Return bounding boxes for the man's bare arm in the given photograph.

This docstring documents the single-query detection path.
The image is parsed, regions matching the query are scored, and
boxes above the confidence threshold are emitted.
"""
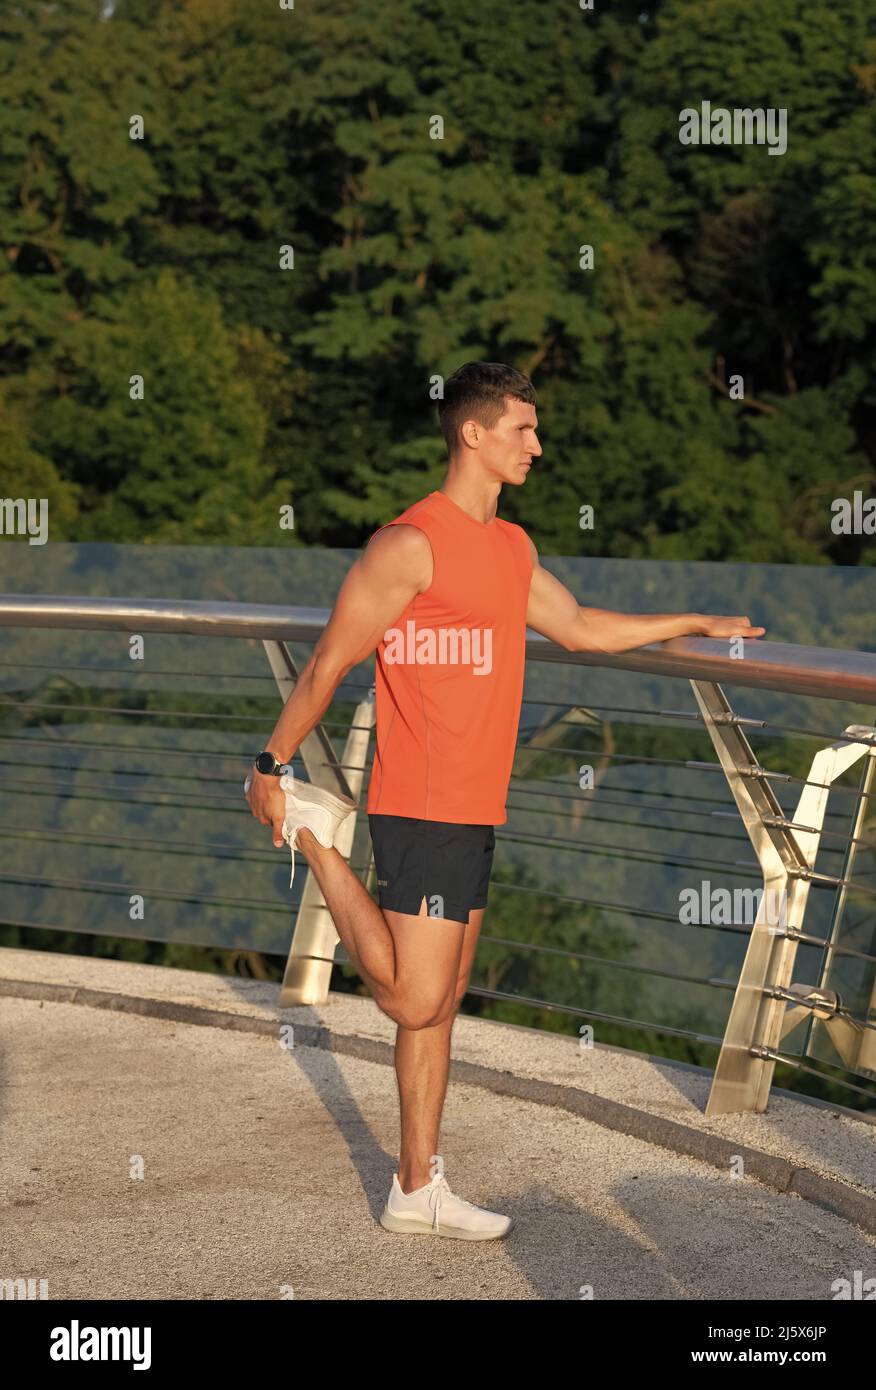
[524,537,765,654]
[246,524,432,843]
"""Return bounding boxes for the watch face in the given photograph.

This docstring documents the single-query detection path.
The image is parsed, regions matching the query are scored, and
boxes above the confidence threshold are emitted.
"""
[255,752,277,774]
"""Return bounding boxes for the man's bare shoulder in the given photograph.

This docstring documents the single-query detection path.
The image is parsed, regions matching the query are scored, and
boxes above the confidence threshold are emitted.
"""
[363,522,433,590]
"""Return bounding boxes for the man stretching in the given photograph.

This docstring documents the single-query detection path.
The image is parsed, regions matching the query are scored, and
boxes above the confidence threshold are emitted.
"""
[245,361,764,1240]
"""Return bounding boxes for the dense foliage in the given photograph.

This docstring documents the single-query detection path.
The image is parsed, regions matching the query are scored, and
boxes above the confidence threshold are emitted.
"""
[2,0,874,560]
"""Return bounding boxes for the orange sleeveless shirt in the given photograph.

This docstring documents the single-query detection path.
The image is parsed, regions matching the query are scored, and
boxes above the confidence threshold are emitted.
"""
[366,489,534,825]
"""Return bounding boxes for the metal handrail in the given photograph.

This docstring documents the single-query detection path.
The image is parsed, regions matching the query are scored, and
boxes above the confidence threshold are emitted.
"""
[2,593,876,701]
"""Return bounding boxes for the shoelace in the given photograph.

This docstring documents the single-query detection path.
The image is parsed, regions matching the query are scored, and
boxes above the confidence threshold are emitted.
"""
[426,1175,479,1231]
[285,823,298,889]
[281,771,297,889]
[427,1176,447,1231]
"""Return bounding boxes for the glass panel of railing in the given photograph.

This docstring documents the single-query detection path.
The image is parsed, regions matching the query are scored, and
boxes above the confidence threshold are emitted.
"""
[482,552,874,1048]
[0,543,366,952]
[500,658,874,1048]
[0,624,371,954]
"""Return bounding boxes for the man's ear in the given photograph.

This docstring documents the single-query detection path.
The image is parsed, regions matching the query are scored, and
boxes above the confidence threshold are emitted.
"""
[460,419,480,448]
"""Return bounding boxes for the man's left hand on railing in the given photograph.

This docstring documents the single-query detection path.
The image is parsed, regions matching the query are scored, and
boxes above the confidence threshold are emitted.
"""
[695,614,766,640]
[524,542,766,653]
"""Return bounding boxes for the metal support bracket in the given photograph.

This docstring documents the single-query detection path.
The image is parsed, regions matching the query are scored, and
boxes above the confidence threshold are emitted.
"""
[690,678,874,1114]
[260,640,375,1007]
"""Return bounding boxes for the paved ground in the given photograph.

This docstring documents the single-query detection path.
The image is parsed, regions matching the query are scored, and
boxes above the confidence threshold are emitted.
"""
[1,949,874,1300]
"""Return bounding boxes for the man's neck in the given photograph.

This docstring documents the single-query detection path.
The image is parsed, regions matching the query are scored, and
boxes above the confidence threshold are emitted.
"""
[437,467,501,525]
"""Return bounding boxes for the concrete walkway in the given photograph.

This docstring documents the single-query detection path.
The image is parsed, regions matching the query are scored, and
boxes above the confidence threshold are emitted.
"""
[0,948,874,1300]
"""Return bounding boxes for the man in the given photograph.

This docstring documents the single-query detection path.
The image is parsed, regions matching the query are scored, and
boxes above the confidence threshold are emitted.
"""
[245,361,765,1240]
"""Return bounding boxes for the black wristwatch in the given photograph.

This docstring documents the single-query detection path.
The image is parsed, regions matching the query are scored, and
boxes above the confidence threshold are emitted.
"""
[254,750,286,776]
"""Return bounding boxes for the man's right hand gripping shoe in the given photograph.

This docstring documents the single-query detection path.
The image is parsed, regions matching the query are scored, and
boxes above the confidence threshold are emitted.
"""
[243,768,357,887]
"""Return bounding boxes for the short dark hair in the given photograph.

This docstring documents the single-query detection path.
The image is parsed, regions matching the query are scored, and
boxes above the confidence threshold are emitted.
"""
[437,362,536,454]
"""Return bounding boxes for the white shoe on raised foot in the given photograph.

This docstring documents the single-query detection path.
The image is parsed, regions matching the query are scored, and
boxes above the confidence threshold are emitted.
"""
[278,769,357,887]
[243,768,357,887]
[379,1173,513,1241]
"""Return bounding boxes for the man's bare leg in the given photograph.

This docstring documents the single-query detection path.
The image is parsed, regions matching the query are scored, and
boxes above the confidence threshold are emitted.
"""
[294,827,398,1003]
[294,828,485,1189]
[395,1011,455,1192]
[293,829,467,1028]
[393,908,485,1193]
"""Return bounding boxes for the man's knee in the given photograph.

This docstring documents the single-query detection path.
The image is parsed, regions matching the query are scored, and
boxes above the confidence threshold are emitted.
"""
[395,1001,450,1030]
[419,976,468,1029]
[393,980,466,1030]
[397,1010,442,1030]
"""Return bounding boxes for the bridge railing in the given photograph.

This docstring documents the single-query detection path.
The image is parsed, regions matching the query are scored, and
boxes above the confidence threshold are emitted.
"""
[0,587,874,1116]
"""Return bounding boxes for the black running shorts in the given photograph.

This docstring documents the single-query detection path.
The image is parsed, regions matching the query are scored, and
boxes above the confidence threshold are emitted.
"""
[368,814,496,924]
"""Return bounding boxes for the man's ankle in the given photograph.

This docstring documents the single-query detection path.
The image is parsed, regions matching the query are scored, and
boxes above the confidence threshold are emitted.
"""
[397,1170,432,1195]
[295,825,320,852]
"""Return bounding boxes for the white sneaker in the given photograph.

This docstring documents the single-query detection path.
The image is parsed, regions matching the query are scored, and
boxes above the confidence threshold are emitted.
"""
[243,768,357,887]
[379,1173,513,1241]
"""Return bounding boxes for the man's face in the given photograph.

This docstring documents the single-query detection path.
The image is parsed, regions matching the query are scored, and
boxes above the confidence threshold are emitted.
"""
[468,396,542,485]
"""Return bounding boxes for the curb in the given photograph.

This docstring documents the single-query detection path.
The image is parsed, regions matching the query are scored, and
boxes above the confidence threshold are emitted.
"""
[3,975,874,1237]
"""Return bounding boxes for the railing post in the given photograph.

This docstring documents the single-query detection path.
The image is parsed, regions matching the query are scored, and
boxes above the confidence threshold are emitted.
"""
[260,640,375,1005]
[691,677,874,1114]
[809,744,876,1076]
